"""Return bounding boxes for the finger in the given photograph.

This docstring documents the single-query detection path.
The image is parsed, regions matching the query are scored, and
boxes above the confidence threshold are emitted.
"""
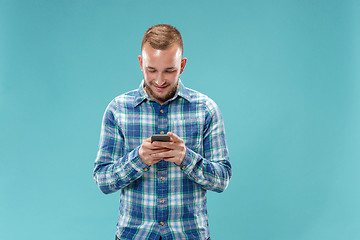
[145,137,168,147]
[145,140,167,150]
[152,141,174,149]
[141,138,154,149]
[150,148,171,155]
[143,148,169,162]
[151,150,175,159]
[167,132,182,143]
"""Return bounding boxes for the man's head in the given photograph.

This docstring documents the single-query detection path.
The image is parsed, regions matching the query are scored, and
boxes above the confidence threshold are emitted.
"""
[139,24,187,105]
[141,24,183,54]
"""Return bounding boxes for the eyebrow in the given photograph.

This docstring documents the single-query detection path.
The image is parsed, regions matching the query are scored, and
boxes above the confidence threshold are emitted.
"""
[146,66,176,70]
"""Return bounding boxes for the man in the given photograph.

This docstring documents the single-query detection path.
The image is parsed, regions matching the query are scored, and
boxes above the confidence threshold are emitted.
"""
[94,24,231,240]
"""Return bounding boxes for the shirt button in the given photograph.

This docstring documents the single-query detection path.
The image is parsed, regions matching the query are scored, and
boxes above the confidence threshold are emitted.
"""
[160,221,165,226]
[160,199,165,204]
[181,166,186,170]
[160,131,164,134]
[144,168,149,171]
[160,176,165,181]
[160,109,164,114]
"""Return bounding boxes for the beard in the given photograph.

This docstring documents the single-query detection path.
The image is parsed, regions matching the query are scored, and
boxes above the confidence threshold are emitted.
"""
[143,80,178,104]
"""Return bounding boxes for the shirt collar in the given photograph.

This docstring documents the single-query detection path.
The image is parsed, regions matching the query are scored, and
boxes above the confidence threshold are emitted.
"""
[134,79,191,107]
[176,80,191,102]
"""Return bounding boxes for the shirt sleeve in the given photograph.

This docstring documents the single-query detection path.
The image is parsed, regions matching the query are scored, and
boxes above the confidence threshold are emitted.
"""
[93,100,149,194]
[179,99,232,193]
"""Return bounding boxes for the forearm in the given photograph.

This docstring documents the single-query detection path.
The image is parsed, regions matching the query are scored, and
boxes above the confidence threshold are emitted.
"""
[93,146,149,194]
[180,147,232,193]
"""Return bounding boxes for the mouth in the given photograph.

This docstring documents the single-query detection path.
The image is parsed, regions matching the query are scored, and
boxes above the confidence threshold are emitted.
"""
[154,85,168,91]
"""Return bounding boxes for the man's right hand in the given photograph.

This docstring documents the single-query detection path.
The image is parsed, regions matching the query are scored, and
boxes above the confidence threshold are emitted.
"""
[138,137,170,166]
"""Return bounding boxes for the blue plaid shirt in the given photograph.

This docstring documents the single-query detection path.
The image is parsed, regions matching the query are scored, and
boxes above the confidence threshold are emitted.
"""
[94,80,231,240]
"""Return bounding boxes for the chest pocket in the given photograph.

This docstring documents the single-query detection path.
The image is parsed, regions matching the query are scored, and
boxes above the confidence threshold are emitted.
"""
[170,117,203,153]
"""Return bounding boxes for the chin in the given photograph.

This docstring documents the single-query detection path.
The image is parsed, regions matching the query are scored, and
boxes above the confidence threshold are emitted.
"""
[144,81,178,103]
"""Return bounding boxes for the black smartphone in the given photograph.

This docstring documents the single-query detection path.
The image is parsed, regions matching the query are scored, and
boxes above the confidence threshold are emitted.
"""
[151,134,170,143]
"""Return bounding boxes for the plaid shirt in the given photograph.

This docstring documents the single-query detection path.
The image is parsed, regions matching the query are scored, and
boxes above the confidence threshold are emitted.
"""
[94,80,231,240]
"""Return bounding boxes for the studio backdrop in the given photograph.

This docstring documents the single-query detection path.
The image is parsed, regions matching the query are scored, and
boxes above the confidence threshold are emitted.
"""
[1,0,359,239]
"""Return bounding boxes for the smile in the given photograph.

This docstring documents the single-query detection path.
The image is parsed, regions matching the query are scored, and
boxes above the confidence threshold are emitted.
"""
[154,85,168,91]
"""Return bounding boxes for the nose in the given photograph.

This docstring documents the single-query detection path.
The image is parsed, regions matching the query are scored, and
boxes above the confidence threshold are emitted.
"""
[155,73,166,86]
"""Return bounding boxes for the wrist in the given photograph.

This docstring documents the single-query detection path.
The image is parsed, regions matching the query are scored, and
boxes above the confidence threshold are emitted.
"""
[175,148,186,166]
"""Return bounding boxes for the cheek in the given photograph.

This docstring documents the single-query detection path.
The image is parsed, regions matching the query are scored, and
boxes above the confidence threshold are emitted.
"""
[169,72,180,81]
[143,71,153,80]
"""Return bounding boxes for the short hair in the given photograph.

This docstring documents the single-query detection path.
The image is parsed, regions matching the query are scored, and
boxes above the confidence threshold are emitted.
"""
[141,24,183,52]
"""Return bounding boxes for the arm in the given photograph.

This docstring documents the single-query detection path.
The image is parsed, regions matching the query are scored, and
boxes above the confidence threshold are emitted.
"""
[180,101,232,193]
[93,100,149,194]
[152,101,232,193]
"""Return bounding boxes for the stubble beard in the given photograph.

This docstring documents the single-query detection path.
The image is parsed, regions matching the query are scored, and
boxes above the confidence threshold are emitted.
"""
[144,80,178,104]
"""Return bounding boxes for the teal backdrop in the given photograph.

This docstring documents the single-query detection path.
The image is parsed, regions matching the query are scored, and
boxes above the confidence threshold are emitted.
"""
[1,0,359,239]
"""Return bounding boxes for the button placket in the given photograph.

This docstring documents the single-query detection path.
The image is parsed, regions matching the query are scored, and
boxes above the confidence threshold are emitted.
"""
[157,106,168,137]
[154,104,169,226]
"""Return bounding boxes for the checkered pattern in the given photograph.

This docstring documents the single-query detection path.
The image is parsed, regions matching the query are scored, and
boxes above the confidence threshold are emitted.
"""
[94,80,231,240]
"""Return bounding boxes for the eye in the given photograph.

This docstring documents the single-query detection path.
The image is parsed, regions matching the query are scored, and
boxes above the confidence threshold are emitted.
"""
[147,69,156,73]
[165,70,175,73]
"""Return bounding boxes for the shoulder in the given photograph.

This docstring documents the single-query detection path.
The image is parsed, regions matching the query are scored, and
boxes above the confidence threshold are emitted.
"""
[183,86,220,115]
[105,89,139,113]
[111,89,138,106]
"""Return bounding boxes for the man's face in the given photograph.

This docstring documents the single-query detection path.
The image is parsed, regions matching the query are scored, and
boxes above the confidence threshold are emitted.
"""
[138,43,187,104]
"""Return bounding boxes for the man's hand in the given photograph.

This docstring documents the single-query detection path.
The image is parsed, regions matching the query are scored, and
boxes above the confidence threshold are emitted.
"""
[139,137,167,166]
[150,132,186,166]
[138,132,186,166]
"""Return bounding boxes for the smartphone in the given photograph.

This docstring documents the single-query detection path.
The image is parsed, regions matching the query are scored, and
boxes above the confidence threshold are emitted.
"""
[151,134,170,143]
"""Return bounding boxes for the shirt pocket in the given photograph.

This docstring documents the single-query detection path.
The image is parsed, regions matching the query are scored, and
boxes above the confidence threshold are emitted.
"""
[170,117,203,153]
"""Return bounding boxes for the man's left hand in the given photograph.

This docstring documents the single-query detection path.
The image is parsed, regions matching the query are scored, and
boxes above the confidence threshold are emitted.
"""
[150,132,186,166]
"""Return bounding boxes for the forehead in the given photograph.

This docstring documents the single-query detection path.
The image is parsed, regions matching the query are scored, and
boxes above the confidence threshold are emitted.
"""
[142,43,182,65]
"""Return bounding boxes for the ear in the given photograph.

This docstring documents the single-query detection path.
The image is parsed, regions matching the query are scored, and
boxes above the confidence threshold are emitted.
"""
[180,57,187,74]
[138,55,143,71]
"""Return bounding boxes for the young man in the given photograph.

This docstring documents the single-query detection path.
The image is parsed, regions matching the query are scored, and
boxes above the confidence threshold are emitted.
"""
[94,24,232,240]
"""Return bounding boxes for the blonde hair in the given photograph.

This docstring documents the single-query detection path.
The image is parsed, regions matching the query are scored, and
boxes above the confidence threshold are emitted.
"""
[141,24,183,52]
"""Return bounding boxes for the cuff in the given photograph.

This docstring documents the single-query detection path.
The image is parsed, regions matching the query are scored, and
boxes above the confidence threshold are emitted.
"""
[130,146,151,172]
[179,147,198,174]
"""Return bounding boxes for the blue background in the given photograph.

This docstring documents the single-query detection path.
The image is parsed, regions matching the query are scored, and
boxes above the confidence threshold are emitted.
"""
[1,0,359,239]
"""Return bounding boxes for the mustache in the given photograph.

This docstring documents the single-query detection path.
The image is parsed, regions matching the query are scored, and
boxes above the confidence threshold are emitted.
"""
[151,82,169,87]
